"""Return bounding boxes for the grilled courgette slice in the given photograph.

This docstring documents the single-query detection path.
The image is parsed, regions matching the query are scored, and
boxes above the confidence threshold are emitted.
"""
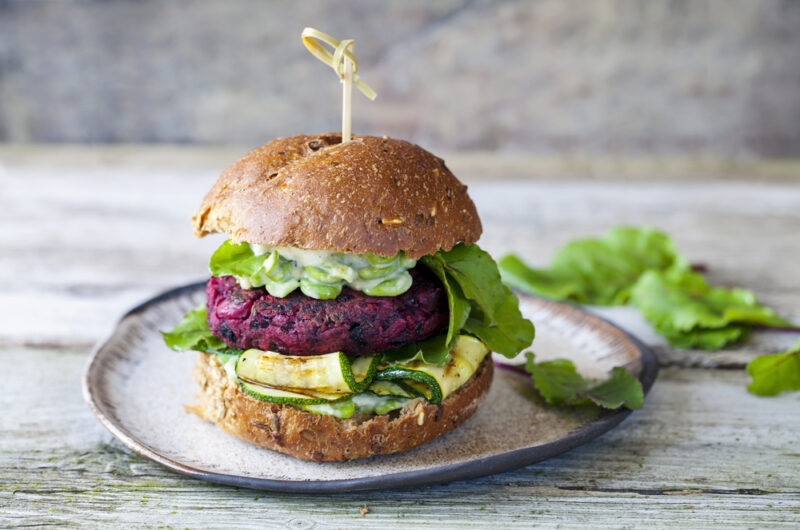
[375,335,489,405]
[235,349,379,394]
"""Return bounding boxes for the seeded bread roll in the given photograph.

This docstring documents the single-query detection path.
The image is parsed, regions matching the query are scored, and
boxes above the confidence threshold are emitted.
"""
[191,134,482,259]
[188,353,494,462]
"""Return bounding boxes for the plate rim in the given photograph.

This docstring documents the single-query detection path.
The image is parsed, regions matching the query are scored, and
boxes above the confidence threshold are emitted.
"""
[82,282,659,493]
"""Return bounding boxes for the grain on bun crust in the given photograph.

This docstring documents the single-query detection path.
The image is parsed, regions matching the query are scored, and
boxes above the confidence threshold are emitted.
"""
[191,134,482,259]
[188,352,493,461]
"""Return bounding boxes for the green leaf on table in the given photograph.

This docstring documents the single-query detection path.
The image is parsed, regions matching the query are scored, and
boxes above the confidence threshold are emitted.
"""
[630,269,793,350]
[659,324,749,351]
[524,352,643,410]
[499,226,688,305]
[747,340,800,396]
[422,243,535,358]
[161,306,239,355]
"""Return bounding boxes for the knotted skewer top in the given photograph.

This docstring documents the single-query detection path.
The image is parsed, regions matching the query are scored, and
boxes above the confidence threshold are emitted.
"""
[301,27,377,142]
[301,27,377,101]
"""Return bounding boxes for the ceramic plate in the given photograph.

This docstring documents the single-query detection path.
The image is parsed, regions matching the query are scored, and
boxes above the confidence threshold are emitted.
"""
[83,282,657,493]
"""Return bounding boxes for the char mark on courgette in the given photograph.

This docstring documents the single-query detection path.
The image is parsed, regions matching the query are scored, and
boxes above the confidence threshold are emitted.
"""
[235,349,381,394]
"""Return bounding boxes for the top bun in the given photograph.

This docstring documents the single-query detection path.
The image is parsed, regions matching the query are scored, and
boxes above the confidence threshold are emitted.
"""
[192,134,482,259]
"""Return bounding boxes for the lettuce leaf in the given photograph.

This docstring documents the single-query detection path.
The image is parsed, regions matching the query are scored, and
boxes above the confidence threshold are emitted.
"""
[208,240,267,278]
[630,269,792,350]
[501,226,796,353]
[747,340,800,396]
[422,244,534,359]
[499,227,688,305]
[382,332,450,365]
[658,325,748,351]
[432,243,507,321]
[422,254,471,347]
[161,306,240,355]
[524,353,643,409]
[462,285,535,357]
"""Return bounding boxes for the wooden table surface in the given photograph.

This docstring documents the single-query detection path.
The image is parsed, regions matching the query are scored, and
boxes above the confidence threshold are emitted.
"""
[1,146,799,528]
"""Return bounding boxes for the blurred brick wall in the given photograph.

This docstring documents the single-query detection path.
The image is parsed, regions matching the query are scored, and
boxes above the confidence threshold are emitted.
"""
[1,0,799,156]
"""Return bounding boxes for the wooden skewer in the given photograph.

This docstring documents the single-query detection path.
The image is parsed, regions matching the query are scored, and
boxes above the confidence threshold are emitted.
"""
[341,41,353,142]
[301,28,376,143]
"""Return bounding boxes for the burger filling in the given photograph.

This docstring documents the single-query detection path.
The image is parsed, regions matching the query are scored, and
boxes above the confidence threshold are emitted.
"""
[213,334,489,419]
[164,241,534,419]
[206,267,447,356]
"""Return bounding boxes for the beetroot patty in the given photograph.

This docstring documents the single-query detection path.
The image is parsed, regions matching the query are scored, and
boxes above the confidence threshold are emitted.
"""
[206,266,448,356]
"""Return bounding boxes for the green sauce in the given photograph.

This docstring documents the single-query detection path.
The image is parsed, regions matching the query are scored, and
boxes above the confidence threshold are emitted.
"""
[210,240,417,299]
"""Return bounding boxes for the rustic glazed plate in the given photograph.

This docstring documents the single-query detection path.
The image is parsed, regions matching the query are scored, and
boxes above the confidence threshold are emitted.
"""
[83,282,657,493]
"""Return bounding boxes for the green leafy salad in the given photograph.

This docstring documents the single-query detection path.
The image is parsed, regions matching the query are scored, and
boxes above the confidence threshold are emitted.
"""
[500,226,800,396]
[164,241,536,418]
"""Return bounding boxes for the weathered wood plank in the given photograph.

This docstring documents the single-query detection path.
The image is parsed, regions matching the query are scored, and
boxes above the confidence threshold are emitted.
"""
[1,346,798,528]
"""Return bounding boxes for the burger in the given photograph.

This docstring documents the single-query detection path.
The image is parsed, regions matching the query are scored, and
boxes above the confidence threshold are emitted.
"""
[163,133,534,461]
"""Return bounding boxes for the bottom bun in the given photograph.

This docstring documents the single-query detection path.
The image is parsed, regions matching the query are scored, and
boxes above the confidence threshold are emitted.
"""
[188,352,494,461]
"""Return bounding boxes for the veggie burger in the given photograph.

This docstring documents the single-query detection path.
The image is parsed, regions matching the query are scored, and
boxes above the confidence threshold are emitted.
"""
[163,133,534,461]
